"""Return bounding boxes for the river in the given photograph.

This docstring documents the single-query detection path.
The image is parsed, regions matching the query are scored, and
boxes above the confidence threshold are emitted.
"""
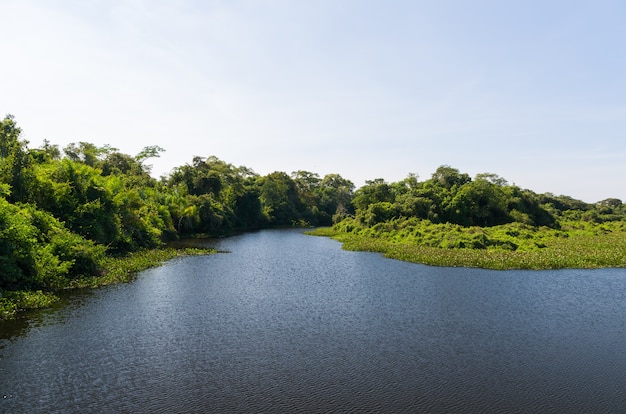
[1,228,625,413]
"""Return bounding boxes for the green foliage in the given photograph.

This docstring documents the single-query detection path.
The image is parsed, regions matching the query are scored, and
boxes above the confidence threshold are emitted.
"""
[0,247,213,319]
[346,166,560,229]
[168,156,266,234]
[0,115,35,203]
[0,290,58,319]
[319,173,355,224]
[431,165,471,190]
[0,197,105,291]
[2,115,624,317]
[289,171,355,226]
[357,202,397,226]
[69,246,214,289]
[33,159,121,245]
[136,145,165,161]
[352,178,393,211]
[313,218,626,269]
[63,142,116,167]
[0,116,353,317]
[445,179,510,226]
[258,171,304,225]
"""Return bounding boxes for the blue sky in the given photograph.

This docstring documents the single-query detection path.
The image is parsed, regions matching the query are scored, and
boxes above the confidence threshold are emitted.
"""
[2,0,625,202]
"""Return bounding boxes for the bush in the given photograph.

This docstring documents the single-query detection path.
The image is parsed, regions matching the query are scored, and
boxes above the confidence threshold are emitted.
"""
[0,198,105,290]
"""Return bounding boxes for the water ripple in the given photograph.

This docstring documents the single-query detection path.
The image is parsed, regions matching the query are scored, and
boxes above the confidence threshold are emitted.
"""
[1,229,626,413]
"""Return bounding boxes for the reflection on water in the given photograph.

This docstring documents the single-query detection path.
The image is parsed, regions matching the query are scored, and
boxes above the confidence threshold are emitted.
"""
[1,229,625,413]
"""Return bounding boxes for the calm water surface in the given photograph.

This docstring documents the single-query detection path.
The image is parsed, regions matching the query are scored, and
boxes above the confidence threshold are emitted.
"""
[1,229,625,413]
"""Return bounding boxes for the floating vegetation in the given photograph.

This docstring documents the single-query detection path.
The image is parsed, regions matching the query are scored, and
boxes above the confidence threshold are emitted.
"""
[1,247,214,319]
[68,247,214,289]
[309,218,626,270]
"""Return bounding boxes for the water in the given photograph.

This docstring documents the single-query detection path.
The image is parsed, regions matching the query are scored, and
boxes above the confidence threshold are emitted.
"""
[1,228,625,413]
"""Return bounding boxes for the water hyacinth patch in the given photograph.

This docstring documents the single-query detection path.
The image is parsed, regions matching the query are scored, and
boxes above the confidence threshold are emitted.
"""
[309,218,626,270]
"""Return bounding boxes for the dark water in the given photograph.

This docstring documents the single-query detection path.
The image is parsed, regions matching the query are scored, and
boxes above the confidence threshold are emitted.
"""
[1,229,625,413]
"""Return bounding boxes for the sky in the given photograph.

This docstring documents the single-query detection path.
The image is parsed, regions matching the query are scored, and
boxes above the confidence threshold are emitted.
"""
[1,0,625,203]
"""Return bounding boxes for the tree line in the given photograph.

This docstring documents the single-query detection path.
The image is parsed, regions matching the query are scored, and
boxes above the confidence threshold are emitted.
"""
[350,165,624,228]
[1,115,623,293]
[0,115,354,292]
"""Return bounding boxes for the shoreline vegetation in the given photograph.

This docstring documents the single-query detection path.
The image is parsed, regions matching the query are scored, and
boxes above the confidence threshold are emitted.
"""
[0,247,214,320]
[308,219,626,270]
[1,114,625,318]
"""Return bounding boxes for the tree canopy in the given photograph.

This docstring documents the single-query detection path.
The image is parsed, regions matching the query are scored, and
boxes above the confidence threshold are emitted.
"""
[1,115,623,295]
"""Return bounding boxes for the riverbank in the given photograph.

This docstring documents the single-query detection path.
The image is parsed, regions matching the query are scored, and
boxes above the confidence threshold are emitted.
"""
[4,228,625,413]
[309,220,626,270]
[0,247,214,320]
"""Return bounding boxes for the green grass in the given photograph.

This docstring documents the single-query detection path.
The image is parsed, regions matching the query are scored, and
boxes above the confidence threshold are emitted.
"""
[309,218,626,270]
[0,246,214,319]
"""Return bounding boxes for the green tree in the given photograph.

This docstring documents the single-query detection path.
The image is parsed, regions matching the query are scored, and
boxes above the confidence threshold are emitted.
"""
[0,197,104,291]
[135,145,165,170]
[431,165,471,190]
[232,183,265,229]
[258,171,304,225]
[101,152,144,177]
[167,155,263,234]
[31,139,61,163]
[352,178,393,211]
[318,173,354,224]
[37,159,120,245]
[63,142,116,167]
[445,178,510,226]
[0,115,34,203]
[357,201,397,226]
[505,187,556,227]
[291,170,323,225]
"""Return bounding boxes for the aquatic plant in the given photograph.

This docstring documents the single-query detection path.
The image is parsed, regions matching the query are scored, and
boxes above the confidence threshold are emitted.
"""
[309,218,626,270]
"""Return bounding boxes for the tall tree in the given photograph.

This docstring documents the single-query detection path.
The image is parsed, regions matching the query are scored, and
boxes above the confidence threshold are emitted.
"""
[0,115,33,202]
[258,171,304,225]
[352,178,393,211]
[431,165,471,190]
[318,174,354,224]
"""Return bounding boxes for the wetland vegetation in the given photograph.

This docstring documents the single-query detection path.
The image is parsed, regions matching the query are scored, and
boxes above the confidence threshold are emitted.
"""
[1,115,625,317]
[310,219,626,269]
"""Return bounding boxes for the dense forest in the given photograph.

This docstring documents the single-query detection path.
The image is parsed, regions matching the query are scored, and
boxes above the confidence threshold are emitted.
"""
[0,115,354,296]
[314,170,626,269]
[1,115,625,316]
